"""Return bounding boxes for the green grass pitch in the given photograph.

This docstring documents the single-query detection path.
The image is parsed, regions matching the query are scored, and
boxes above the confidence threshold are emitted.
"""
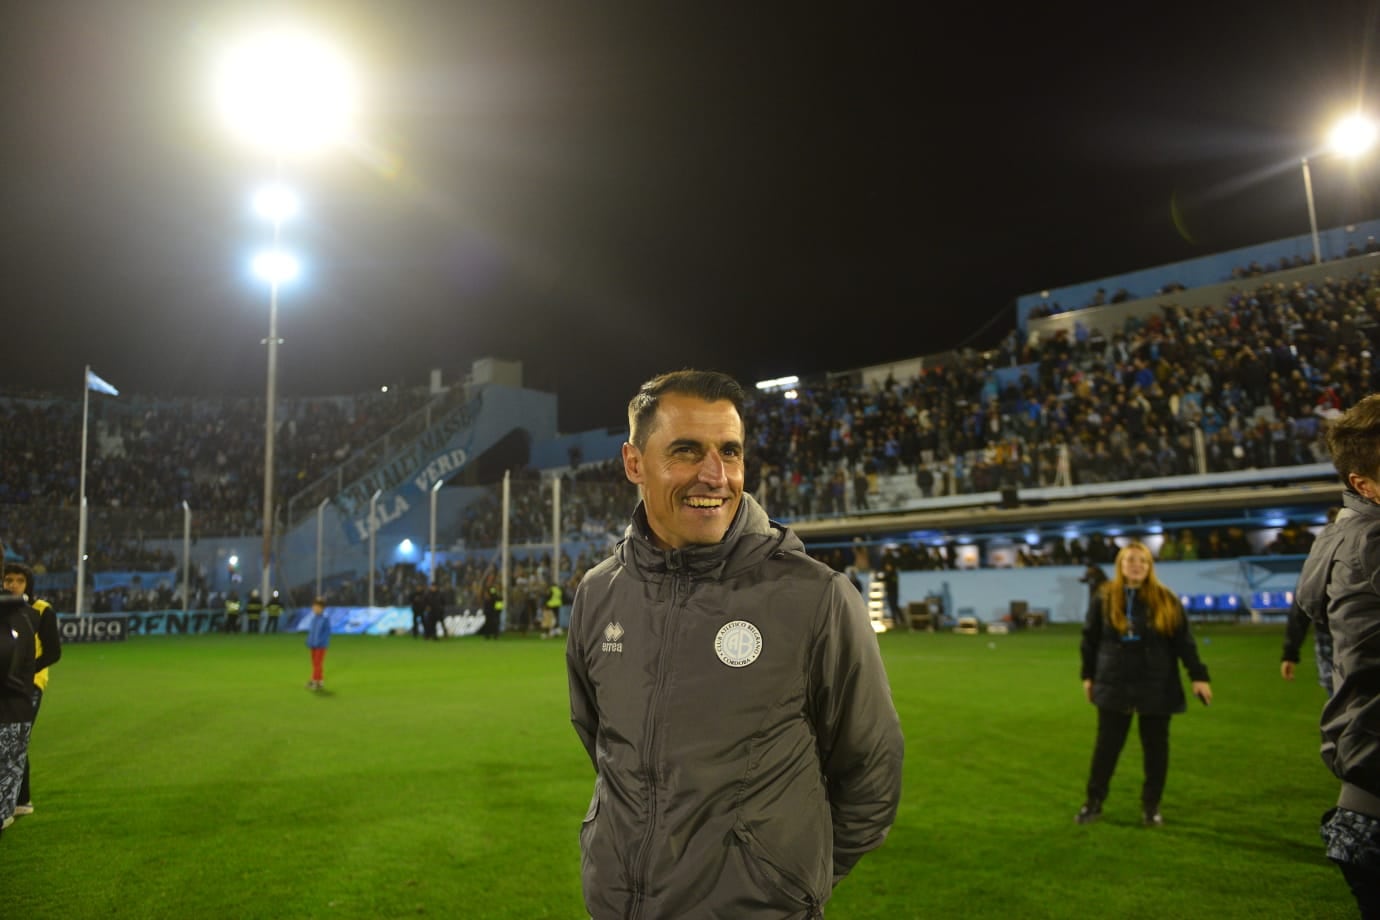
[5,624,1355,918]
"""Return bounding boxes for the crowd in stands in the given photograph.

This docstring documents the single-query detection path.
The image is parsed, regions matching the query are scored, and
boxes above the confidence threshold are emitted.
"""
[3,264,1378,605]
[0,385,434,573]
[458,460,633,549]
[748,272,1377,517]
[1026,241,1380,319]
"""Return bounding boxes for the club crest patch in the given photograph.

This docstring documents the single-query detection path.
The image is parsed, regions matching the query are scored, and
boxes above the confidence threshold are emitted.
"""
[714,620,763,668]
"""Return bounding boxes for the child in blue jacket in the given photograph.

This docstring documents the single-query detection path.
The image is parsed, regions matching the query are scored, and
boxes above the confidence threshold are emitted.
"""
[306,597,330,691]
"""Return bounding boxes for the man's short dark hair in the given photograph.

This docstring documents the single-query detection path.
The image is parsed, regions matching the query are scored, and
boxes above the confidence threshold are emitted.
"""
[627,369,747,451]
[1326,394,1380,484]
[3,562,34,597]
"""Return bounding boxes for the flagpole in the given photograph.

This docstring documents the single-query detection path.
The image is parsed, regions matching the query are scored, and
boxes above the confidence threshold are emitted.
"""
[77,365,91,616]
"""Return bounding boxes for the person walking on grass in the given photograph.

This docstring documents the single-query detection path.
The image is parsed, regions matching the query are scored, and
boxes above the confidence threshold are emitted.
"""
[305,597,330,691]
[1076,540,1212,827]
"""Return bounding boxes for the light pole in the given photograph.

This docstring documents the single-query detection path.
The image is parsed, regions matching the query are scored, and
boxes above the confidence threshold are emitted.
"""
[214,26,353,604]
[429,478,444,586]
[1302,113,1378,263]
[251,238,299,603]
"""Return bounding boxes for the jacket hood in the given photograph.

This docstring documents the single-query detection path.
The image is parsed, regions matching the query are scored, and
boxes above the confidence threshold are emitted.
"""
[1341,489,1380,520]
[617,492,801,581]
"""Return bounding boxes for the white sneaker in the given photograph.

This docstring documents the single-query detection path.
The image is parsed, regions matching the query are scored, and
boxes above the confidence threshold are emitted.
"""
[1,816,13,831]
[13,803,32,816]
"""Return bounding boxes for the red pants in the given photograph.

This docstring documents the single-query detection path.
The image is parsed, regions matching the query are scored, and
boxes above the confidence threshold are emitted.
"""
[310,647,327,682]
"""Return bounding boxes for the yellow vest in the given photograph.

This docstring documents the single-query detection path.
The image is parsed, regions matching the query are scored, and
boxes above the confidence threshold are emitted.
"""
[33,598,52,692]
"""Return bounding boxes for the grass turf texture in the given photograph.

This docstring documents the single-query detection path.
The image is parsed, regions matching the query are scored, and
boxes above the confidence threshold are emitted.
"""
[5,625,1353,919]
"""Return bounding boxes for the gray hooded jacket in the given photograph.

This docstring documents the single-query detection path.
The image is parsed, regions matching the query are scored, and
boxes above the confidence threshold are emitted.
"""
[1297,490,1380,808]
[567,494,903,919]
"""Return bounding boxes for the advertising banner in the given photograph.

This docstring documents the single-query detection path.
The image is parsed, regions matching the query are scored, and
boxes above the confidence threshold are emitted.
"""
[58,614,128,643]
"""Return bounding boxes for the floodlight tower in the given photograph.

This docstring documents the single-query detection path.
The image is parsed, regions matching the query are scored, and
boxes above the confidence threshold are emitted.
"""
[1301,113,1378,264]
[214,26,353,604]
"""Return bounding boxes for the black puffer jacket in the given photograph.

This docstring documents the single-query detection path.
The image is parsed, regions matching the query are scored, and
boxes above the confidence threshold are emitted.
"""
[0,593,37,723]
[567,494,904,919]
[1080,584,1209,715]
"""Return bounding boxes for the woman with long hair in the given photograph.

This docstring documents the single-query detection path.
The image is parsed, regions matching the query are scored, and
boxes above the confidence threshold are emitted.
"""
[1076,540,1212,826]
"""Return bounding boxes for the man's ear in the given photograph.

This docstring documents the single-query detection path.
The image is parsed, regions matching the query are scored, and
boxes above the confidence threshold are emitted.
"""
[622,442,644,485]
[1349,472,1379,502]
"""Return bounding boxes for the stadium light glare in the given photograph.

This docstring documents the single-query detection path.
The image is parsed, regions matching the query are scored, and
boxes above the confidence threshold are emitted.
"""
[252,249,300,284]
[214,26,355,156]
[1329,114,1378,158]
[399,539,414,554]
[253,185,299,222]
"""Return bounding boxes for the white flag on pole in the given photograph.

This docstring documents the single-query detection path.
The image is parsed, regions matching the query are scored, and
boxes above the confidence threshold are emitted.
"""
[85,368,119,396]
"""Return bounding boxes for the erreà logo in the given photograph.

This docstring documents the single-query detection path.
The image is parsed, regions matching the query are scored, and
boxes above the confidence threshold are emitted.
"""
[602,621,624,653]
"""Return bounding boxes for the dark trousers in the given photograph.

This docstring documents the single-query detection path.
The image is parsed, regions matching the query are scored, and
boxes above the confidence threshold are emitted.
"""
[1338,862,1380,919]
[17,686,40,805]
[1085,707,1171,808]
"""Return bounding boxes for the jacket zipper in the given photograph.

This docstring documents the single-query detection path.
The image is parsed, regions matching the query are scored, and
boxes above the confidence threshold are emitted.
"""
[628,570,686,919]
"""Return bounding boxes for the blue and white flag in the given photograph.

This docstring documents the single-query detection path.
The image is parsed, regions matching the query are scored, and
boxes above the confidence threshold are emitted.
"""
[85,368,119,396]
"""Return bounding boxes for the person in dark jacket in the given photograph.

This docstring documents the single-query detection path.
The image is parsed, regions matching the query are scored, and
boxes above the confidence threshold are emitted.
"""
[1076,540,1212,827]
[0,586,37,837]
[3,563,59,817]
[567,370,904,919]
[1281,506,1340,694]
[424,584,446,639]
[1295,394,1380,914]
[245,590,263,635]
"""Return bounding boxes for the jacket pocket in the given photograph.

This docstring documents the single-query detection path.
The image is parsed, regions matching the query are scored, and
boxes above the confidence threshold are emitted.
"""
[580,780,600,854]
[731,818,824,913]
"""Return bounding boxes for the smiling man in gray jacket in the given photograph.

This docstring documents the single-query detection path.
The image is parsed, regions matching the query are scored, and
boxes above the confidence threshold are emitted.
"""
[567,370,904,919]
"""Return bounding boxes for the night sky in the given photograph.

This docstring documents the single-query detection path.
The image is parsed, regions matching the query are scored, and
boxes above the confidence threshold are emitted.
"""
[4,1,1380,433]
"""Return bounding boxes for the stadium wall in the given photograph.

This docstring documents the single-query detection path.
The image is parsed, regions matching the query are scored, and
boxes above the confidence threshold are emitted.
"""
[881,558,1304,625]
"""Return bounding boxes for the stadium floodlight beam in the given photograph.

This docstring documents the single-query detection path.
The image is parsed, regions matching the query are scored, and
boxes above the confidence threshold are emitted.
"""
[1302,112,1378,264]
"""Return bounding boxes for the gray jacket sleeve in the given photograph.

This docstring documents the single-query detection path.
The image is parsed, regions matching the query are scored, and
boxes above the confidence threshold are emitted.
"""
[808,573,904,885]
[566,582,599,772]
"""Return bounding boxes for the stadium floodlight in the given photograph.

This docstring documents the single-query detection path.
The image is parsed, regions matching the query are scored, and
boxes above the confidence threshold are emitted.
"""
[755,375,800,392]
[251,249,300,284]
[1329,114,1378,158]
[1302,112,1378,264]
[214,26,354,156]
[253,185,299,222]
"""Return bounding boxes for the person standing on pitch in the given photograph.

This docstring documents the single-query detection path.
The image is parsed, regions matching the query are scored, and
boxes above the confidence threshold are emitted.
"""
[305,597,330,691]
[1296,395,1380,913]
[1075,540,1211,827]
[245,590,263,635]
[567,370,904,918]
[0,574,36,837]
[1281,506,1340,694]
[3,563,59,817]
[223,591,241,634]
[264,591,283,634]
